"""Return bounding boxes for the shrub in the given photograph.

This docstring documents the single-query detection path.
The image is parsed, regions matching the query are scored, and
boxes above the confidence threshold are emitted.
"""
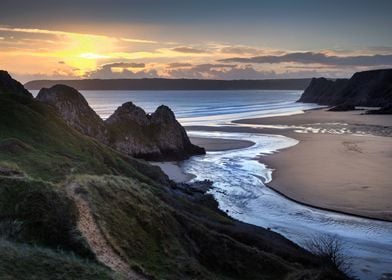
[306,234,351,274]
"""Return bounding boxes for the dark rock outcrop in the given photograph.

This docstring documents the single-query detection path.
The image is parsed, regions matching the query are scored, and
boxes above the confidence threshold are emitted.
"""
[0,70,33,98]
[298,69,392,107]
[36,85,107,143]
[35,84,205,160]
[366,104,392,115]
[328,104,356,112]
[106,102,205,160]
[298,77,349,105]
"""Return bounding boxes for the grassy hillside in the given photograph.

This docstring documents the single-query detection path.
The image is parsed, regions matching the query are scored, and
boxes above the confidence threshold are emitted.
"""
[0,94,167,183]
[0,239,113,280]
[0,93,348,279]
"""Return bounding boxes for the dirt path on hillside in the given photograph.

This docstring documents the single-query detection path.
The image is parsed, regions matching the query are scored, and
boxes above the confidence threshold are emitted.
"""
[66,183,146,280]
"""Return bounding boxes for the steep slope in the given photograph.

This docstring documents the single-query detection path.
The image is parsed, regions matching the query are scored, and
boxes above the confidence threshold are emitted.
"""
[0,239,113,280]
[36,85,108,143]
[298,77,349,105]
[0,70,33,98]
[0,93,167,183]
[338,68,392,106]
[0,73,348,279]
[34,84,205,160]
[298,69,392,107]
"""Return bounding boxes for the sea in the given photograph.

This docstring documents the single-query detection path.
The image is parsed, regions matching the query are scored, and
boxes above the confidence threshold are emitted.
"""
[31,89,392,280]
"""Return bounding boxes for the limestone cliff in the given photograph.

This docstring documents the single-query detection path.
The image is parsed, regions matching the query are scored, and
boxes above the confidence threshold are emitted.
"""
[298,69,392,107]
[36,85,108,143]
[35,84,205,160]
[106,102,205,160]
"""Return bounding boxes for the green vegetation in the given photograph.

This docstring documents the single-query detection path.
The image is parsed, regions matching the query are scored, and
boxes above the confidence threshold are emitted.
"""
[0,176,92,257]
[0,240,113,280]
[0,93,348,279]
[70,175,347,280]
[0,94,167,183]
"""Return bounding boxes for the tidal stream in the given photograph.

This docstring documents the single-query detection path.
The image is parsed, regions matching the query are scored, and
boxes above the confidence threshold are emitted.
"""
[181,130,392,280]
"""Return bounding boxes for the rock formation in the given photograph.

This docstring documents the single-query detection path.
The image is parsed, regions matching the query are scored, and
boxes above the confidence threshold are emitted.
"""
[366,104,392,114]
[35,84,205,160]
[106,102,205,160]
[0,70,33,98]
[297,77,349,105]
[36,85,108,143]
[298,69,392,107]
[328,104,356,112]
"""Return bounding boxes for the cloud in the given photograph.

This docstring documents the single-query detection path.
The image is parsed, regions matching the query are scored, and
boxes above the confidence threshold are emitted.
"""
[14,70,79,83]
[85,63,157,79]
[219,52,392,66]
[0,26,157,44]
[171,46,207,54]
[166,62,193,68]
[219,46,266,55]
[365,46,392,54]
[101,62,146,68]
[166,63,274,79]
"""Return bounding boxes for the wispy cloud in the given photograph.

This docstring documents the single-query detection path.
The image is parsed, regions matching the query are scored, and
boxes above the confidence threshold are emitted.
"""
[171,46,208,54]
[0,26,157,44]
[101,62,146,68]
[219,52,392,66]
[166,62,193,68]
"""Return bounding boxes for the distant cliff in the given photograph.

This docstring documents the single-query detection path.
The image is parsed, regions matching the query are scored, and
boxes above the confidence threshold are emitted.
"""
[36,84,205,160]
[298,69,392,107]
[25,78,311,91]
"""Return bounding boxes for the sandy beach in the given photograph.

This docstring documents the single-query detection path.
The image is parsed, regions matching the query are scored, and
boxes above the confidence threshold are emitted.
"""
[234,108,392,221]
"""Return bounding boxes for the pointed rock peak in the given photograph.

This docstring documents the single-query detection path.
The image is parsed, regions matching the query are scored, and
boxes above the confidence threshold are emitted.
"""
[106,101,149,125]
[156,104,174,114]
[0,70,33,98]
[114,102,147,116]
[152,104,176,122]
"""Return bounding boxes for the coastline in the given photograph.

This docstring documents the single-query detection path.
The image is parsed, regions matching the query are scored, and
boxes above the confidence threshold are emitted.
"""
[235,108,392,221]
[186,108,392,222]
[264,182,392,223]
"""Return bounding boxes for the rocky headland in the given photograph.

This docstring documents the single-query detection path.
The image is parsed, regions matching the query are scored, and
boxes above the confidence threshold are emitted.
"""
[36,84,205,160]
[0,70,348,279]
[298,69,392,112]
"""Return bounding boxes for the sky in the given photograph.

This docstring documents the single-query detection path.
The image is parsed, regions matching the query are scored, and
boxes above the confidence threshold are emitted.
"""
[0,0,391,82]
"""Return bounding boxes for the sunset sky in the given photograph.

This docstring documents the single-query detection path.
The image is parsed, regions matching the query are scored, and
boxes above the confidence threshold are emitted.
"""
[1,0,391,83]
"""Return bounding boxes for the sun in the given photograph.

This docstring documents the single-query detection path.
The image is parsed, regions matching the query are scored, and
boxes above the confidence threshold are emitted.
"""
[54,33,115,76]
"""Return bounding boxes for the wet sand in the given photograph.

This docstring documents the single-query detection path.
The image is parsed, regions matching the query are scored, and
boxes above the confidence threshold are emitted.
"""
[150,162,195,183]
[236,108,392,221]
[190,136,255,151]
